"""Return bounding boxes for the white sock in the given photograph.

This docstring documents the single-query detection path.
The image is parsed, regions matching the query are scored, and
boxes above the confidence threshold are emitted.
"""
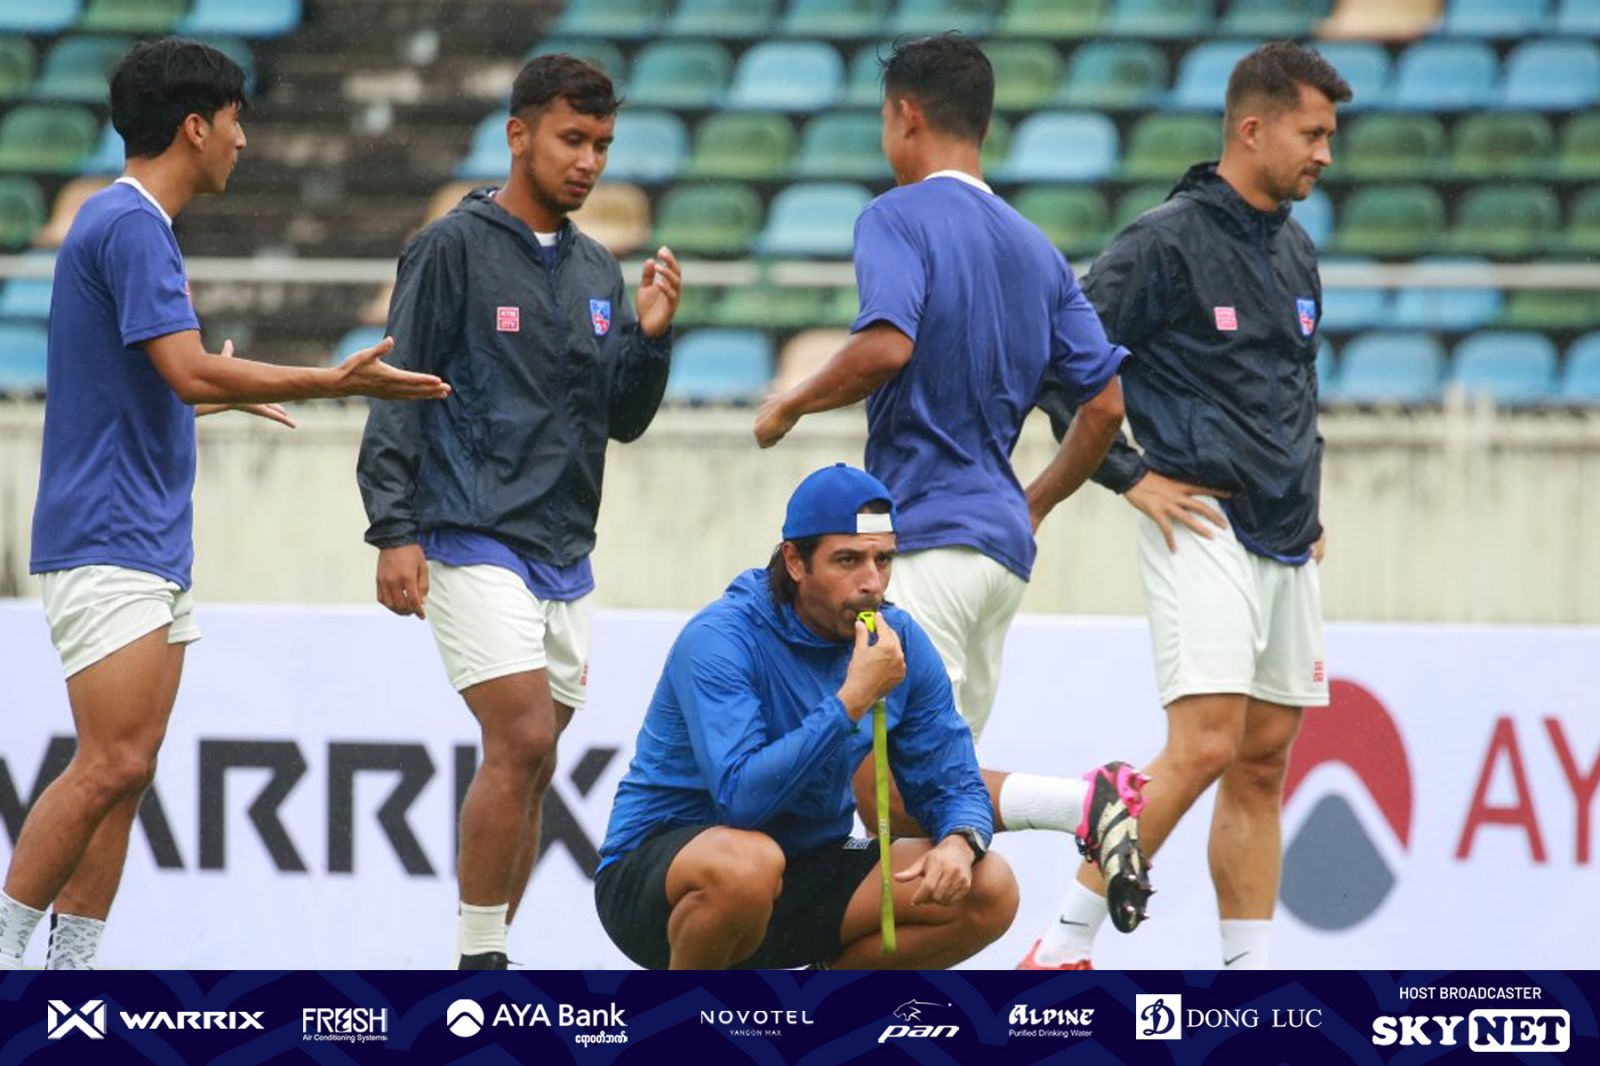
[1220,919,1273,969]
[456,901,508,960]
[1034,879,1107,965]
[0,891,45,968]
[46,912,106,970]
[998,772,1089,833]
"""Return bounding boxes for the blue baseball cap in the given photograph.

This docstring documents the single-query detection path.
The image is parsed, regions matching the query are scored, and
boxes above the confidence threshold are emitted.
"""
[782,464,898,541]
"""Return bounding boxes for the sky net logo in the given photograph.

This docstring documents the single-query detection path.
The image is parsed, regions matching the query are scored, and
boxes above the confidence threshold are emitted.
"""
[1281,679,1414,930]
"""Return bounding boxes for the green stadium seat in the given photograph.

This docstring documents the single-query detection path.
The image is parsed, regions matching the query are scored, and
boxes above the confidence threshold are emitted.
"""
[180,0,300,37]
[1556,113,1600,180]
[1104,0,1216,39]
[0,104,99,174]
[671,284,716,328]
[1553,186,1600,256]
[997,112,1118,181]
[783,0,889,38]
[893,0,997,35]
[1120,114,1220,182]
[526,39,627,85]
[650,183,762,256]
[1450,113,1554,180]
[998,0,1107,36]
[1331,114,1444,182]
[1220,0,1331,35]
[756,181,871,256]
[844,43,889,107]
[665,329,773,405]
[1332,184,1444,257]
[0,0,80,34]
[552,0,666,38]
[1112,183,1171,230]
[626,41,730,109]
[795,112,892,179]
[0,37,35,100]
[683,112,794,180]
[0,176,45,249]
[1059,41,1167,109]
[667,0,776,37]
[711,286,825,328]
[1014,185,1109,257]
[1445,185,1560,258]
[81,0,188,33]
[727,41,843,111]
[1501,290,1600,331]
[31,36,134,104]
[986,41,1063,110]
[980,113,1010,172]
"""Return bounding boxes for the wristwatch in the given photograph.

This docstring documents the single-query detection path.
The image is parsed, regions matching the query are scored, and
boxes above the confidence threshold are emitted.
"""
[949,826,990,863]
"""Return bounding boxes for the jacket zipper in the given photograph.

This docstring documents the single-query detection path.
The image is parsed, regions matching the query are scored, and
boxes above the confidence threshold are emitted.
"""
[543,236,573,562]
[1253,229,1288,452]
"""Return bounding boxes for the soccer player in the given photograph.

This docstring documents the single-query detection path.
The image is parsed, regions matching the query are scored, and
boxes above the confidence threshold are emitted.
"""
[358,55,681,969]
[1034,42,1350,969]
[752,35,1150,951]
[0,39,449,971]
[596,465,1017,970]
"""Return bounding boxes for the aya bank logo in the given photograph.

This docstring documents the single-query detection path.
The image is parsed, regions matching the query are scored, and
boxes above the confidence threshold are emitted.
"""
[1280,679,1414,930]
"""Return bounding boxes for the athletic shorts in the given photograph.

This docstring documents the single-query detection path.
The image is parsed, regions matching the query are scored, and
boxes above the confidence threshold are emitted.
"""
[594,825,879,970]
[887,546,1027,741]
[425,561,592,707]
[1137,499,1328,708]
[41,565,201,679]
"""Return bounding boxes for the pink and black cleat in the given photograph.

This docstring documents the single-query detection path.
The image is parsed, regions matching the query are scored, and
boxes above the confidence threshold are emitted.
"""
[1075,761,1154,934]
[1016,940,1094,970]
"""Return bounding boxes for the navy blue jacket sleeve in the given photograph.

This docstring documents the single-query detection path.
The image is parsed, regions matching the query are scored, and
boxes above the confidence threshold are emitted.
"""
[671,621,856,829]
[606,262,672,444]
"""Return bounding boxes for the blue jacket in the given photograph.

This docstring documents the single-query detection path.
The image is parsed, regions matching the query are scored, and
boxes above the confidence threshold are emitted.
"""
[598,569,993,869]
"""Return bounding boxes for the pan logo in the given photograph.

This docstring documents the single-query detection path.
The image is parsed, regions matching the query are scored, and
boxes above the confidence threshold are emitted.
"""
[1281,680,1413,930]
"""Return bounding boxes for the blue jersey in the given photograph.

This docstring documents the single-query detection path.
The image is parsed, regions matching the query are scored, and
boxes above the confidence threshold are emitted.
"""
[420,528,594,602]
[852,173,1127,580]
[30,181,202,588]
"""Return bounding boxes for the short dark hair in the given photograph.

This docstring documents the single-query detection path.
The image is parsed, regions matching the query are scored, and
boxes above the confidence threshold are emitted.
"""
[109,38,248,159]
[510,54,621,121]
[766,500,893,607]
[1224,41,1352,130]
[881,33,993,142]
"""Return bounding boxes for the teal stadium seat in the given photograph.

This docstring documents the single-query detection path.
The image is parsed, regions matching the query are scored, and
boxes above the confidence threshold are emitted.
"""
[996,112,1118,182]
[0,37,35,100]
[1220,0,1331,35]
[551,0,666,39]
[181,0,301,37]
[32,36,134,103]
[526,39,627,87]
[756,182,870,256]
[1291,186,1332,248]
[711,287,824,328]
[81,0,188,33]
[1558,0,1600,33]
[332,326,386,365]
[0,176,44,249]
[456,114,508,179]
[795,112,893,180]
[1445,185,1559,258]
[650,183,762,255]
[1334,114,1444,181]
[783,0,889,37]
[1449,332,1557,407]
[1502,40,1600,111]
[893,0,997,35]
[0,264,52,319]
[1332,184,1444,257]
[1112,183,1170,229]
[1311,42,1389,111]
[1336,333,1444,404]
[1013,185,1108,257]
[1315,337,1335,396]
[683,112,794,179]
[844,44,889,107]
[84,121,124,175]
[0,0,80,34]
[1059,41,1167,109]
[1441,0,1550,35]
[1392,41,1498,112]
[667,0,776,37]
[1559,333,1600,403]
[986,41,1063,110]
[727,41,843,111]
[999,0,1107,36]
[595,111,687,182]
[664,329,773,405]
[1390,258,1503,330]
[1104,0,1216,39]
[0,322,48,395]
[1450,113,1554,179]
[0,104,100,174]
[1316,258,1387,332]
[1172,40,1260,111]
[626,41,730,109]
[1120,114,1219,182]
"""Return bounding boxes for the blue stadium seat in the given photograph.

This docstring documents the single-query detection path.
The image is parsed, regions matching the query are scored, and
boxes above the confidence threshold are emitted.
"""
[783,0,891,38]
[181,0,302,37]
[893,0,996,35]
[1441,0,1550,36]
[727,41,843,111]
[666,0,776,37]
[0,266,52,320]
[664,329,773,405]
[1103,0,1216,39]
[1389,258,1503,330]
[596,111,688,182]
[1315,336,1334,385]
[1317,259,1387,331]
[1311,42,1390,111]
[455,114,508,179]
[756,182,870,256]
[1336,332,1444,404]
[84,122,123,175]
[0,0,80,33]
[0,322,48,394]
[1502,40,1600,111]
[551,0,667,38]
[1449,331,1558,406]
[1171,40,1259,111]
[31,35,134,103]
[1292,186,1332,248]
[1392,42,1498,112]
[995,112,1119,181]
[331,326,386,365]
[1557,0,1600,33]
[1560,332,1600,402]
[1222,0,1331,36]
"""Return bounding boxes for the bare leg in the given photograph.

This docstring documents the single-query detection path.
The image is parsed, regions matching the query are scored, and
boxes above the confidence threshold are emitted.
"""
[505,699,574,926]
[663,828,785,969]
[1208,699,1302,919]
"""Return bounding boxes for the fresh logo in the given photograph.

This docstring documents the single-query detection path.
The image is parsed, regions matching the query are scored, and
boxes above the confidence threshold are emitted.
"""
[447,999,485,1038]
[303,1007,389,1043]
[1135,994,1182,1040]
[879,1000,957,1043]
[46,1001,106,1040]
[590,299,611,336]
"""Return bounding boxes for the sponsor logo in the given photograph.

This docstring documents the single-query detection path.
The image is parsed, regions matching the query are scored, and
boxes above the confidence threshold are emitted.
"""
[47,1001,106,1040]
[1296,297,1317,336]
[1214,306,1238,331]
[449,999,629,1047]
[1135,995,1181,1040]
[121,1011,265,1030]
[1136,995,1322,1040]
[1372,1011,1569,1052]
[447,999,484,1038]
[699,1009,815,1038]
[880,1000,958,1043]
[302,1007,389,1044]
[1007,1004,1094,1039]
[496,306,520,332]
[590,299,611,336]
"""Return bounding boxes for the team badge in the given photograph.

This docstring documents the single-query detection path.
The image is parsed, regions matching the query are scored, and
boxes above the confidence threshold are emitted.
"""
[590,298,611,337]
[1296,297,1317,337]
[496,306,520,332]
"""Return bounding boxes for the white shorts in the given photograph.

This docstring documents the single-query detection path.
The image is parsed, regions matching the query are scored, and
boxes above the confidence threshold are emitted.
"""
[1137,500,1328,708]
[40,565,201,679]
[425,561,593,707]
[887,546,1027,741]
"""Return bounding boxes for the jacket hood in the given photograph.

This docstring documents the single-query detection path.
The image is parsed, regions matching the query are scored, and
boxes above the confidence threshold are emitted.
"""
[1171,162,1291,242]
[453,186,575,249]
[725,568,851,651]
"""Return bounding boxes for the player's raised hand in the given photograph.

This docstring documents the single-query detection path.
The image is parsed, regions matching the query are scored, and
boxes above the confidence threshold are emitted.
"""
[1124,471,1230,552]
[376,543,430,620]
[335,336,452,400]
[635,246,682,339]
[894,837,974,907]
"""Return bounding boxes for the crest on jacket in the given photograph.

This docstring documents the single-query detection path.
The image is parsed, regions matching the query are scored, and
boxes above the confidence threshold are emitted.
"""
[590,299,611,337]
[1296,297,1316,337]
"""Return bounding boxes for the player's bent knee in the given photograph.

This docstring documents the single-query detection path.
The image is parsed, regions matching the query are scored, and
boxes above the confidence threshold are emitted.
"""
[82,749,158,802]
[488,715,557,775]
[688,830,785,913]
[966,852,1020,936]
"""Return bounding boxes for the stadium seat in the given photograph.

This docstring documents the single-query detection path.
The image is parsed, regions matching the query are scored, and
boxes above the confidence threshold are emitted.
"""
[0,37,36,100]
[596,111,687,183]
[986,41,1064,110]
[1557,0,1600,33]
[1318,0,1441,41]
[1440,0,1551,35]
[1559,332,1600,402]
[783,0,889,37]
[32,36,134,103]
[727,41,843,111]
[456,114,508,179]
[664,329,773,405]
[1316,258,1387,331]
[776,329,849,391]
[1448,331,1557,407]
[843,43,890,107]
[980,113,1011,172]
[1120,114,1220,182]
[34,176,110,247]
[81,0,188,33]
[711,286,824,328]
[625,41,730,109]
[1557,113,1600,180]
[1501,290,1600,331]
[1112,183,1171,229]
[0,0,80,34]
[1501,40,1600,111]
[671,284,716,328]
[795,112,893,179]
[0,176,44,250]
[1445,185,1559,258]
[1554,186,1600,257]
[1315,337,1336,396]
[180,0,302,37]
[1058,41,1167,109]
[551,0,666,38]
[1014,185,1109,257]
[998,0,1106,34]
[1390,258,1502,329]
[1172,40,1260,111]
[1309,41,1390,111]
[83,121,124,175]
[569,182,651,255]
[893,0,996,35]
[1333,114,1444,181]
[666,0,776,37]
[683,112,794,180]
[1450,113,1554,180]
[0,272,51,320]
[1221,0,1331,34]
[996,112,1118,182]
[1336,332,1444,404]
[526,39,627,85]
[199,37,258,94]
[331,326,386,365]
[821,286,860,326]
[650,182,762,255]
[1103,0,1216,38]
[0,104,99,174]
[0,322,48,395]
[1291,186,1332,248]
[756,182,870,256]
[1332,184,1444,257]
[1392,41,1498,111]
